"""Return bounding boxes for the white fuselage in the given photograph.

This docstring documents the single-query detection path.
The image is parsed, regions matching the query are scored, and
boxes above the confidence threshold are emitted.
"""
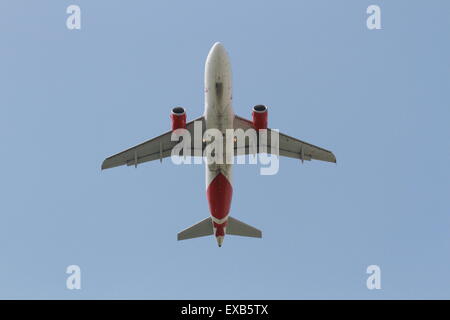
[204,42,234,186]
[203,42,234,246]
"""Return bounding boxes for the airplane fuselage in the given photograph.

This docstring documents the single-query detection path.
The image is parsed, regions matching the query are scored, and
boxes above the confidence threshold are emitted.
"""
[204,43,234,247]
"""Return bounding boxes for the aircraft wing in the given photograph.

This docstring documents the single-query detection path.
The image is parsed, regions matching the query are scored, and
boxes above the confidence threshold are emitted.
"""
[101,116,205,170]
[233,115,336,163]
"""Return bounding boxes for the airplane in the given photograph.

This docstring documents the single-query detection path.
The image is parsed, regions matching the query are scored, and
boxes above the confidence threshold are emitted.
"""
[101,42,336,247]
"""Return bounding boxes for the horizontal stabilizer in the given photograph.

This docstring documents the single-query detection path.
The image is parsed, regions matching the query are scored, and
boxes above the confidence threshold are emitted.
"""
[226,217,262,238]
[177,217,213,240]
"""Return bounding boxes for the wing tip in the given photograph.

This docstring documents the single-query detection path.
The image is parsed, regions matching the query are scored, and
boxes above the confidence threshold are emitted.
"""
[330,152,337,164]
[101,159,114,170]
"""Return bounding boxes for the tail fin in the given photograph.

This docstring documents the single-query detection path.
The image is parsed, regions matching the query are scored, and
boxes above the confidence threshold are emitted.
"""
[177,217,213,240]
[226,217,262,238]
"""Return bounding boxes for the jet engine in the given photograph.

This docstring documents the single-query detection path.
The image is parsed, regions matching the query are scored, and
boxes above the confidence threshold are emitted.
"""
[252,105,268,130]
[170,107,186,130]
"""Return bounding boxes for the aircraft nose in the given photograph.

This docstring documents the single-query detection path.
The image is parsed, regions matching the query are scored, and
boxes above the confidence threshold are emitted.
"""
[211,42,224,53]
[208,42,227,60]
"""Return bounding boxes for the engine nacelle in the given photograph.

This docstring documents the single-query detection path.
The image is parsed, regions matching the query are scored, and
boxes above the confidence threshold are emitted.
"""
[252,105,268,130]
[170,107,187,130]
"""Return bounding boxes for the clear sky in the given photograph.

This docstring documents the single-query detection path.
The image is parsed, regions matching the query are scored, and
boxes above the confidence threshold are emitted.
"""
[0,0,449,299]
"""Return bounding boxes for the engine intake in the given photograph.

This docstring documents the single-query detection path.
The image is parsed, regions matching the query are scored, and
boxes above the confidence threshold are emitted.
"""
[252,105,268,130]
[171,107,186,130]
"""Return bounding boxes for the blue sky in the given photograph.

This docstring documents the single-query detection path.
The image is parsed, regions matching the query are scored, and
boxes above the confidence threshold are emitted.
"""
[0,0,449,299]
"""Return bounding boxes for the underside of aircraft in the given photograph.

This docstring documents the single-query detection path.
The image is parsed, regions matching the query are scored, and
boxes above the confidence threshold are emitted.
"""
[102,42,336,246]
